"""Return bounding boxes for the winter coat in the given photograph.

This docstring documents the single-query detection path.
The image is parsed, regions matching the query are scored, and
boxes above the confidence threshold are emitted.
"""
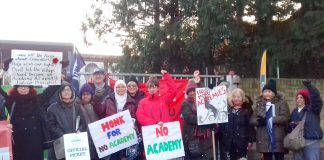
[181,99,213,159]
[0,85,59,160]
[289,85,323,140]
[93,94,137,119]
[0,96,5,120]
[76,98,100,160]
[250,93,290,153]
[129,90,146,106]
[219,107,254,152]
[136,73,177,126]
[47,101,87,139]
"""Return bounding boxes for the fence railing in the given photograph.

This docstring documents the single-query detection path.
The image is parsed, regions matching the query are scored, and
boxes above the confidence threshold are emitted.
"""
[79,72,226,87]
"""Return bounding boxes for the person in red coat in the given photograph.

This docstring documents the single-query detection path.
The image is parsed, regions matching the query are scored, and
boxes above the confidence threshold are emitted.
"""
[136,70,177,127]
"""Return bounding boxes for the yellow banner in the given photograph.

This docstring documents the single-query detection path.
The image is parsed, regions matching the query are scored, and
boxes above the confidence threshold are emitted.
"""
[260,50,266,94]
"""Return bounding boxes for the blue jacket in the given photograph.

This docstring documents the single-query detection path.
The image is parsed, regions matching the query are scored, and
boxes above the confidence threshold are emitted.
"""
[289,84,323,140]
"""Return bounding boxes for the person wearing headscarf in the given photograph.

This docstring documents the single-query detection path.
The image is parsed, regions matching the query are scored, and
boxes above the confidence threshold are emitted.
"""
[250,79,290,160]
[93,79,137,160]
[288,81,323,160]
[126,75,145,106]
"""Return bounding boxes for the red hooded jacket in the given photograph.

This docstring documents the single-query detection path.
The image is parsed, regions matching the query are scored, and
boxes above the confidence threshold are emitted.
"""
[136,73,177,126]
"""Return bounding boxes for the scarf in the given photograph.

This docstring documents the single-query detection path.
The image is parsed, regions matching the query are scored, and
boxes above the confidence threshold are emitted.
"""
[265,102,276,152]
[114,80,127,112]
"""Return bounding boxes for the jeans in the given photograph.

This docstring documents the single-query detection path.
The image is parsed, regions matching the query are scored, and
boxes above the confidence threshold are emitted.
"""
[293,140,321,160]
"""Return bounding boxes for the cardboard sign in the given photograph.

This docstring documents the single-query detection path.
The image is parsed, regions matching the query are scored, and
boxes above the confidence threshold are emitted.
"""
[10,50,62,85]
[196,86,228,125]
[88,110,138,158]
[142,121,185,160]
[0,121,13,160]
[64,132,90,160]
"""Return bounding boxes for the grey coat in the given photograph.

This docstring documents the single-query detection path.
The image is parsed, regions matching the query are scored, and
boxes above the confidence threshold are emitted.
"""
[250,93,290,153]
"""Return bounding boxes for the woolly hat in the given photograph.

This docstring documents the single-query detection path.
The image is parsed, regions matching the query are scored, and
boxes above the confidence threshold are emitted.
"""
[79,83,94,97]
[262,79,277,94]
[297,89,310,105]
[126,75,139,86]
[186,79,197,94]
[93,68,105,75]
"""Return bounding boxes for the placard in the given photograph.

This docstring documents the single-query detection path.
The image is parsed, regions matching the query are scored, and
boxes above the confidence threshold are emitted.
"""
[142,121,185,160]
[88,110,138,158]
[196,86,228,125]
[10,50,62,85]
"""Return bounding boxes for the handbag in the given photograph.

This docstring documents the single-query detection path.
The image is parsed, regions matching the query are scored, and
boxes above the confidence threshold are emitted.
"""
[188,139,204,157]
[283,113,306,151]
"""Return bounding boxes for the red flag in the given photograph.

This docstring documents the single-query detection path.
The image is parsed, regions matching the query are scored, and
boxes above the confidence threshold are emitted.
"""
[109,79,189,130]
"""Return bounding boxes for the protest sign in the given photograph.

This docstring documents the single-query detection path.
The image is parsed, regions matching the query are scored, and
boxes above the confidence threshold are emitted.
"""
[196,86,228,125]
[142,121,185,160]
[88,110,138,158]
[10,50,62,85]
[0,121,12,160]
[63,132,90,160]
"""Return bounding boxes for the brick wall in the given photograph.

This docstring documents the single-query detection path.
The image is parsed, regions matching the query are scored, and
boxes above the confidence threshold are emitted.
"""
[240,78,324,145]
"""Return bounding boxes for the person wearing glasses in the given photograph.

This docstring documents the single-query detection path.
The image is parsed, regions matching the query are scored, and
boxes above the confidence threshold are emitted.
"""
[126,75,146,106]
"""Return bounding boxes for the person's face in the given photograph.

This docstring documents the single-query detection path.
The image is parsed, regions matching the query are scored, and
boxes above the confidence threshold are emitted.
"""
[81,92,92,104]
[17,86,30,95]
[187,90,196,101]
[232,92,243,106]
[116,84,126,96]
[147,85,159,94]
[296,94,305,107]
[127,81,138,95]
[61,86,73,100]
[93,73,105,84]
[263,90,274,101]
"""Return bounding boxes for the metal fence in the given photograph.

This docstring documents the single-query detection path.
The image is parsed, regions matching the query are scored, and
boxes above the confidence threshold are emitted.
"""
[79,72,226,87]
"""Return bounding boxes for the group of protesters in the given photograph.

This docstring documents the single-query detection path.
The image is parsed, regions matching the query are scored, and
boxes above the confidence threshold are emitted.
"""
[0,62,323,160]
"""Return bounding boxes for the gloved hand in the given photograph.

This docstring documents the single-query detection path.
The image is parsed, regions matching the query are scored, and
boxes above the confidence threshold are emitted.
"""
[3,58,13,71]
[257,116,267,126]
[302,80,311,88]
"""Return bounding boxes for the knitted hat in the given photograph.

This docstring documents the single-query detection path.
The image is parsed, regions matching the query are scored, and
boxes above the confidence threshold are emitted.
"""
[79,83,94,97]
[297,89,310,105]
[93,68,105,75]
[262,79,277,94]
[186,79,197,94]
[126,75,139,86]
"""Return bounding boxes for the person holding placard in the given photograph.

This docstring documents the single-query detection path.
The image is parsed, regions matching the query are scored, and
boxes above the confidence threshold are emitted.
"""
[47,82,87,159]
[250,79,290,160]
[136,69,177,127]
[218,88,254,160]
[93,79,137,160]
[181,71,214,160]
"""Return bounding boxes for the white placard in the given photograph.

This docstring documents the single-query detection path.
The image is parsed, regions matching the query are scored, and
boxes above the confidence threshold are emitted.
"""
[0,147,10,160]
[88,110,138,158]
[196,86,228,125]
[142,121,185,160]
[63,132,90,160]
[10,50,62,85]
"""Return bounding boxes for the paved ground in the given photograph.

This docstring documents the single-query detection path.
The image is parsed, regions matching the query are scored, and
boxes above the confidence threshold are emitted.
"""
[246,148,324,160]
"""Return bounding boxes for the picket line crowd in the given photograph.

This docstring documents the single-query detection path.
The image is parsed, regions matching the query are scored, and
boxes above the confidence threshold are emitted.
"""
[0,64,323,160]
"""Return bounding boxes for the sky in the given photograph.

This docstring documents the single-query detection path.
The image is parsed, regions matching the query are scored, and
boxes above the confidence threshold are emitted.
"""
[0,0,122,55]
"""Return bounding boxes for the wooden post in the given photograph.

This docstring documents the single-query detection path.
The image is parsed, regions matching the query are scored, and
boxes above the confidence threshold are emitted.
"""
[212,130,216,160]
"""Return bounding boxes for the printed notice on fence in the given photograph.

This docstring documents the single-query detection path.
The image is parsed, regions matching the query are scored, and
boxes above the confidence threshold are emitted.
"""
[10,50,62,85]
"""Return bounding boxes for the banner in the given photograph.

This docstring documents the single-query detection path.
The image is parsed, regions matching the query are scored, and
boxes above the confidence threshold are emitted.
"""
[10,50,62,85]
[88,110,138,158]
[142,121,185,160]
[260,49,267,94]
[196,86,228,125]
[0,121,13,160]
[63,132,90,160]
